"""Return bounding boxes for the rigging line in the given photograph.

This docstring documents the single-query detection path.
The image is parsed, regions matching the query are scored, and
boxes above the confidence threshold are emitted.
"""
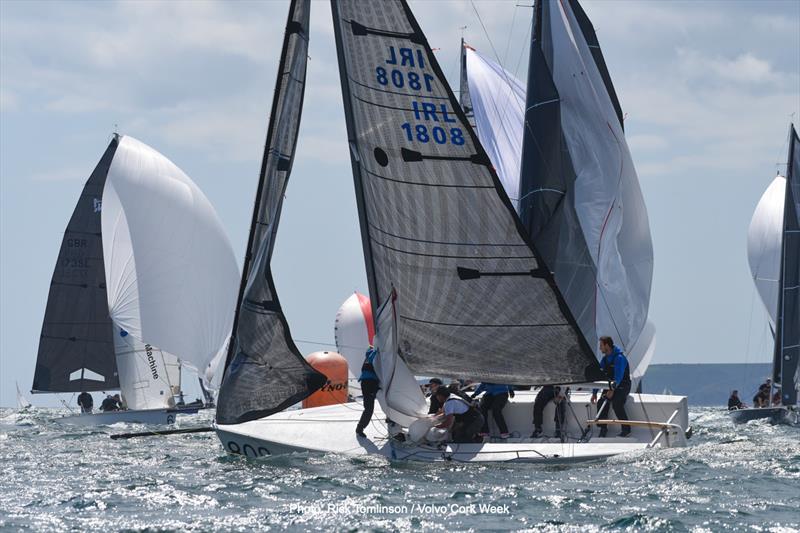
[502,4,518,68]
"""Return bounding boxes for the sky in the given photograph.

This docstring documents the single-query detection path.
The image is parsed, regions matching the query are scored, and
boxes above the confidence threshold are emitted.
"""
[1,0,798,407]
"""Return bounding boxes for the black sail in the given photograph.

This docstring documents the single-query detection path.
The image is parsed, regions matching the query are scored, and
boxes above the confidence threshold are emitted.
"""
[518,0,653,355]
[331,0,602,384]
[216,0,325,425]
[33,138,119,393]
[775,125,800,405]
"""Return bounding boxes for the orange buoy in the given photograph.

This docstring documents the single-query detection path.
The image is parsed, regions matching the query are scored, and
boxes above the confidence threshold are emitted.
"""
[302,351,349,408]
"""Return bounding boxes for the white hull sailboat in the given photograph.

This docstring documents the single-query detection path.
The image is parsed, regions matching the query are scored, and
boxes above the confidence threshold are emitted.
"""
[213,0,691,463]
[33,135,239,426]
[216,390,688,462]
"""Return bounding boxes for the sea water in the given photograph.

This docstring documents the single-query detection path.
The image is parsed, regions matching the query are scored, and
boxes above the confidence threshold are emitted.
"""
[0,407,797,531]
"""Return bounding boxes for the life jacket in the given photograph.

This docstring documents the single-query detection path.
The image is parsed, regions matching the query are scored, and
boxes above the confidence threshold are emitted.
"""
[359,348,379,382]
[602,348,631,388]
[445,397,478,423]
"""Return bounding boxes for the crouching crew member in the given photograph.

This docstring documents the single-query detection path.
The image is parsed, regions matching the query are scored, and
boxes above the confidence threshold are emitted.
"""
[434,388,484,443]
[471,383,514,438]
[591,336,632,437]
[531,385,566,438]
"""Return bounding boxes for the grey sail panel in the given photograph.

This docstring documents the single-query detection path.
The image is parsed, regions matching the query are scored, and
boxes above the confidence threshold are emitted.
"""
[776,126,800,405]
[331,0,602,385]
[217,0,326,425]
[459,39,476,130]
[33,139,119,393]
[519,0,653,355]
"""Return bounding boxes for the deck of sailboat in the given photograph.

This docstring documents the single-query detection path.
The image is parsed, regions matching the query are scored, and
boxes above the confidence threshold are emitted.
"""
[215,390,689,463]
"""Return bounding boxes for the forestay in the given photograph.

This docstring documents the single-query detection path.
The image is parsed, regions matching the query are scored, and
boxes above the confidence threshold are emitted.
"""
[331,0,602,385]
[33,139,119,394]
[748,176,786,327]
[519,0,653,356]
[217,0,326,425]
[461,43,525,211]
[101,136,239,375]
[775,126,800,405]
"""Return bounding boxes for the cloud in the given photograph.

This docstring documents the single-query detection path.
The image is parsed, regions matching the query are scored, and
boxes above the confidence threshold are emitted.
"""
[677,49,787,86]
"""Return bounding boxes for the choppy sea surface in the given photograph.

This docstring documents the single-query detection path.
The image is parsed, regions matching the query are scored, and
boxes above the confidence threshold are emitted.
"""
[1,406,798,532]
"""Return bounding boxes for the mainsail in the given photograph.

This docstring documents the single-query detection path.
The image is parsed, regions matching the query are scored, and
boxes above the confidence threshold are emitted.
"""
[217,0,326,425]
[518,0,653,355]
[33,138,119,393]
[460,43,525,211]
[775,126,800,405]
[331,0,602,384]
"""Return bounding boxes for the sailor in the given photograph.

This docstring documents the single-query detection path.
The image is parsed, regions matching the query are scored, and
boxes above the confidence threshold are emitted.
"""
[753,380,771,408]
[434,388,484,443]
[727,390,746,410]
[355,345,380,438]
[447,381,473,403]
[77,391,93,414]
[531,385,566,438]
[100,394,119,412]
[427,378,444,414]
[113,393,125,410]
[471,383,514,438]
[591,336,632,437]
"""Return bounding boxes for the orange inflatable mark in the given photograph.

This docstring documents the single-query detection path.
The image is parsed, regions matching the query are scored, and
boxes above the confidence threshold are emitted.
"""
[303,351,349,408]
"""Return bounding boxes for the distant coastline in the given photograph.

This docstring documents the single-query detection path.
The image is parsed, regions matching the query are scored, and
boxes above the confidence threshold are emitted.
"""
[642,363,772,406]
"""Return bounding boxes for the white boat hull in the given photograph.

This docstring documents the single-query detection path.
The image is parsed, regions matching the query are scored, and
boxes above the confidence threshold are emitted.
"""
[215,390,690,463]
[56,407,197,426]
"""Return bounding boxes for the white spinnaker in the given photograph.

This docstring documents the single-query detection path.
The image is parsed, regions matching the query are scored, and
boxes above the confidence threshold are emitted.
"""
[628,320,655,382]
[372,293,428,428]
[101,136,239,372]
[747,176,786,326]
[334,292,374,380]
[464,46,525,211]
[113,324,177,410]
[547,1,653,353]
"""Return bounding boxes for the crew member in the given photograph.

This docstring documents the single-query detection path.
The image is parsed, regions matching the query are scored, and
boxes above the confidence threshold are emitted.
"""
[100,394,119,412]
[591,336,632,437]
[427,378,444,414]
[727,390,746,410]
[434,388,484,443]
[77,391,93,414]
[753,379,771,407]
[531,385,566,438]
[471,383,514,438]
[355,346,380,438]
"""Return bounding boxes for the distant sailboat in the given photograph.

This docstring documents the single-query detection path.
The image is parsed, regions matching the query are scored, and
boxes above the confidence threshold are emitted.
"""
[214,0,690,462]
[34,135,239,425]
[16,382,31,410]
[731,126,800,425]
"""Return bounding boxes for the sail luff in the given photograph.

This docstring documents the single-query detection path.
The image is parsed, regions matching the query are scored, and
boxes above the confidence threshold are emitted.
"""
[775,125,800,405]
[331,0,602,384]
[216,0,326,425]
[459,38,477,130]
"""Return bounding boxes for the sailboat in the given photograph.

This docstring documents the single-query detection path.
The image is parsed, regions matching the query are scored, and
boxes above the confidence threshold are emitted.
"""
[34,135,239,425]
[214,0,690,463]
[731,126,800,425]
[16,382,32,410]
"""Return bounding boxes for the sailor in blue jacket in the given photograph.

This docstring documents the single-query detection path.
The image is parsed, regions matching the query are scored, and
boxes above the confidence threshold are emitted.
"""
[591,336,632,437]
[471,383,514,438]
[355,346,380,438]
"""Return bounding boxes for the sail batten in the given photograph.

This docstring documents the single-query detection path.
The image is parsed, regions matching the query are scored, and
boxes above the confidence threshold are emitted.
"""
[332,0,601,385]
[217,0,326,425]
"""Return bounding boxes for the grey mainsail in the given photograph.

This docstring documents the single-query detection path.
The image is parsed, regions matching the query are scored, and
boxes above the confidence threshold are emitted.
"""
[518,0,653,355]
[775,125,800,405]
[459,39,476,130]
[33,138,119,393]
[216,0,326,425]
[331,0,602,384]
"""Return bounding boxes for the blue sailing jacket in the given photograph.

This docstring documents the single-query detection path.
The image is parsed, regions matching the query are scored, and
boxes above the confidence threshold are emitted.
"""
[358,347,379,382]
[599,346,630,388]
[473,383,513,397]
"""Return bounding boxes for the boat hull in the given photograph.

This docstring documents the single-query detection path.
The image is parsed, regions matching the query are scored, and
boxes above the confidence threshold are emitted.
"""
[729,406,798,425]
[56,407,198,426]
[215,390,690,463]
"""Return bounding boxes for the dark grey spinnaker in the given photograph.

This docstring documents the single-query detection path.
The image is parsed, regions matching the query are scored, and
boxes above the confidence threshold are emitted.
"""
[774,125,800,405]
[518,0,653,355]
[331,0,602,385]
[216,0,326,425]
[33,138,119,393]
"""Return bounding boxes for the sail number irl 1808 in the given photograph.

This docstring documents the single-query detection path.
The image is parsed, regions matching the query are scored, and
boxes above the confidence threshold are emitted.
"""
[377,46,465,146]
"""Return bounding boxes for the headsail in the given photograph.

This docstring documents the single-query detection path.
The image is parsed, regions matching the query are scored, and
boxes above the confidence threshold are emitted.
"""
[518,0,653,355]
[101,135,239,375]
[748,176,786,327]
[775,125,800,405]
[217,0,326,425]
[113,324,179,410]
[331,0,602,384]
[461,43,525,211]
[33,138,119,394]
